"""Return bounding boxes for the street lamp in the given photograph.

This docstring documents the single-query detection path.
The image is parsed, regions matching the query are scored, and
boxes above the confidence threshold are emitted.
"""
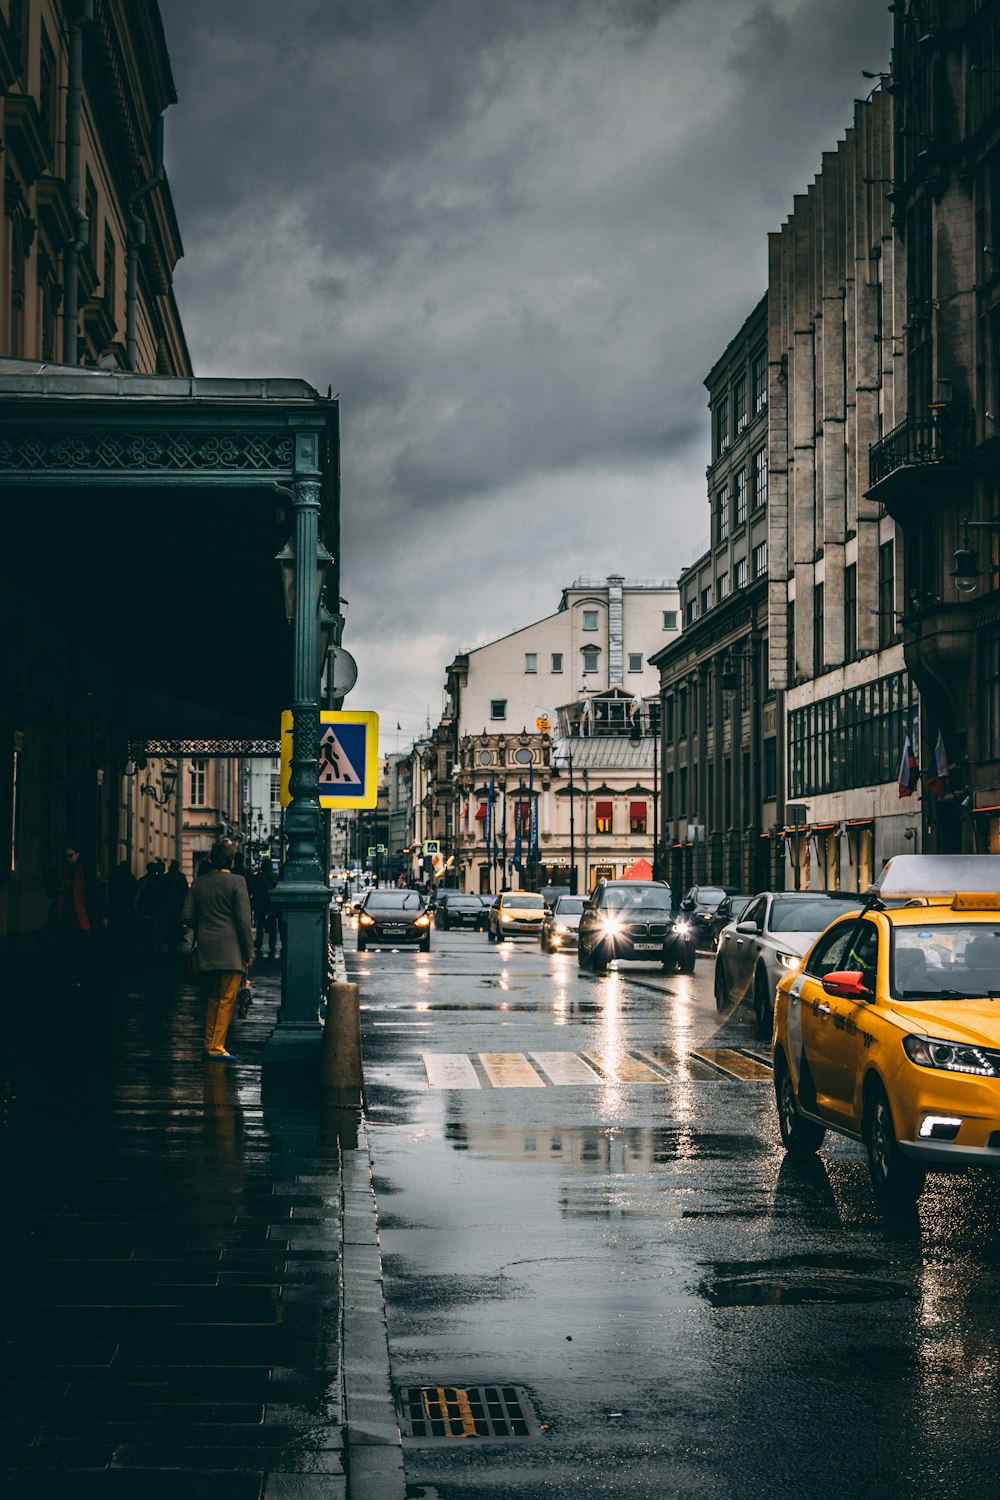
[140,761,178,805]
[950,517,1000,597]
[275,534,333,622]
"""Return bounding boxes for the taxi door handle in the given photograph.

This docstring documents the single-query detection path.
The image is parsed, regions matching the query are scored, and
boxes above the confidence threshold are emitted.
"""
[816,1002,831,1016]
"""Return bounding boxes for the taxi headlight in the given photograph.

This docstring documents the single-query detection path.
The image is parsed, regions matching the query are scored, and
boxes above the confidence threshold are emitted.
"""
[776,950,801,971]
[359,913,375,927]
[903,1034,998,1077]
[501,913,512,923]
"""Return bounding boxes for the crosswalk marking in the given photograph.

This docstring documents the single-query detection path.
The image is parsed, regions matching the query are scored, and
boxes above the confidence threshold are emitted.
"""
[583,1051,665,1084]
[419,1049,774,1089]
[422,1053,482,1089]
[693,1047,774,1081]
[531,1052,603,1085]
[479,1052,547,1088]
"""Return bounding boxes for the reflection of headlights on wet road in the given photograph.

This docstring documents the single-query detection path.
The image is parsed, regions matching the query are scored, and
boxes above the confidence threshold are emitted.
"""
[600,915,623,937]
[776,951,800,970]
[673,920,692,938]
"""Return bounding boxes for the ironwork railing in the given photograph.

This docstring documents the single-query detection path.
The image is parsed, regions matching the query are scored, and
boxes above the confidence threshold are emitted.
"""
[869,408,976,489]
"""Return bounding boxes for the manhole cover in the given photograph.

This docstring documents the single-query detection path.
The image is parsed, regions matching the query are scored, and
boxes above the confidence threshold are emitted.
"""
[700,1272,909,1307]
[399,1385,539,1440]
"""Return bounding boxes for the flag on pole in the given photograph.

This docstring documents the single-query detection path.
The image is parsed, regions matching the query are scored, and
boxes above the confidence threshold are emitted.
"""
[530,760,539,861]
[924,731,950,799]
[897,734,918,798]
[512,798,522,871]
[629,692,642,741]
[580,699,592,737]
[486,771,495,854]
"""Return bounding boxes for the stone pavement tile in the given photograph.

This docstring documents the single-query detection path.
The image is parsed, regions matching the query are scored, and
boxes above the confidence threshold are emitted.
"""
[263,1473,347,1499]
[347,1443,408,1500]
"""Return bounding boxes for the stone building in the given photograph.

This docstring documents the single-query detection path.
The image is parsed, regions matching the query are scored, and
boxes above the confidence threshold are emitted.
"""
[868,3,1000,854]
[651,296,777,895]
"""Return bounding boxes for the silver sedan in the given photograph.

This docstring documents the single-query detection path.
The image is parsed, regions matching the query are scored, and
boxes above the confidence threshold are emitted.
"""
[714,891,865,1033]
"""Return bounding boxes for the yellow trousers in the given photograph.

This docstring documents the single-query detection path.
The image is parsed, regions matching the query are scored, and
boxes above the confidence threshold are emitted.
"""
[204,970,243,1053]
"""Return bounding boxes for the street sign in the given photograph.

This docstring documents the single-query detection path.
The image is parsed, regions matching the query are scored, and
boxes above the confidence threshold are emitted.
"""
[280,709,379,809]
[424,840,440,855]
[326,645,359,697]
[376,843,387,853]
[367,846,377,857]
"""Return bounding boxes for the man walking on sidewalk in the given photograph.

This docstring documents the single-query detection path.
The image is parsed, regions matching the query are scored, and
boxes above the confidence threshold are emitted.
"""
[182,840,254,1059]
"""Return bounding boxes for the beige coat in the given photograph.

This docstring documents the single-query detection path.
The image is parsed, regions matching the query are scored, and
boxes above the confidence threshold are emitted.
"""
[182,871,254,972]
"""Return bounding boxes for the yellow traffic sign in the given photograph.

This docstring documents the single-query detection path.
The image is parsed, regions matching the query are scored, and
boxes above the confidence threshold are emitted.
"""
[280,710,379,810]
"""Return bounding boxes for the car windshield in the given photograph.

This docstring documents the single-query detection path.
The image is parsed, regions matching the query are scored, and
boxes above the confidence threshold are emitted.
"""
[603,885,671,911]
[892,922,1000,1000]
[366,892,422,910]
[768,895,861,932]
[697,888,727,905]
[447,896,480,907]
[504,893,544,909]
[554,898,585,915]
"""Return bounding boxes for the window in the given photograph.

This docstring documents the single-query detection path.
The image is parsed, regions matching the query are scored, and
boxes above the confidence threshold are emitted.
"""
[595,800,613,834]
[734,468,747,526]
[752,349,767,413]
[716,572,729,604]
[717,487,729,542]
[752,541,768,579]
[665,771,674,817]
[804,921,859,979]
[763,737,777,799]
[787,600,795,685]
[628,652,643,672]
[39,26,57,147]
[189,759,207,807]
[981,627,1000,761]
[813,583,825,676]
[662,610,678,630]
[664,696,674,740]
[735,558,747,591]
[490,699,507,720]
[715,395,730,455]
[844,562,857,662]
[103,223,116,312]
[685,599,696,627]
[524,652,537,674]
[786,670,919,797]
[734,374,747,434]
[878,540,896,650]
[753,449,768,509]
[551,652,563,673]
[700,585,711,616]
[85,170,98,247]
[582,648,599,673]
[582,609,598,630]
[629,801,647,834]
[679,765,688,812]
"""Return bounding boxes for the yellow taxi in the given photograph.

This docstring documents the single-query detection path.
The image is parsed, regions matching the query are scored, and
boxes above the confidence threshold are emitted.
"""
[486,889,547,942]
[772,855,1000,1206]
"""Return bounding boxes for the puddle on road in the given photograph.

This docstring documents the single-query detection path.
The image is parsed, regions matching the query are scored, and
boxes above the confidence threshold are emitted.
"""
[699,1253,911,1307]
[443,1121,767,1166]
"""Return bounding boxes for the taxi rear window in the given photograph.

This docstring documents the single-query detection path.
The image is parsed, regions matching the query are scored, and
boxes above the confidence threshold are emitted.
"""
[892,922,1000,1000]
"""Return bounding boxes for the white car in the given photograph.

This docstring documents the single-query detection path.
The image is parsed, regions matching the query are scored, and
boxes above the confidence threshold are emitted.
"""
[540,895,586,952]
[714,891,866,1033]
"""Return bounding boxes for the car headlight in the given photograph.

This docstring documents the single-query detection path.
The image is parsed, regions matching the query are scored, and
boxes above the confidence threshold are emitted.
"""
[776,951,800,970]
[415,914,431,927]
[600,915,623,937]
[673,920,692,938]
[555,924,570,936]
[903,1034,998,1076]
[359,913,375,926]
[501,913,512,923]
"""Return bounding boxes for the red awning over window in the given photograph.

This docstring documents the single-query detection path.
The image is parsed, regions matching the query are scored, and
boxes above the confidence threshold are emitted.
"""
[475,803,487,822]
[629,801,646,819]
[595,801,613,818]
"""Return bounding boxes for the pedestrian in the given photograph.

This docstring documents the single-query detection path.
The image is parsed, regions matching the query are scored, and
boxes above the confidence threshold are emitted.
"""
[46,843,100,986]
[182,839,254,1060]
[161,858,190,950]
[232,851,249,886]
[197,856,212,877]
[134,859,165,956]
[107,859,137,952]
[251,861,278,959]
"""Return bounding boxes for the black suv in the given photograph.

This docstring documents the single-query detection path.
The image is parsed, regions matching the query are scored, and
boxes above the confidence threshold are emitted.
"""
[578,880,694,973]
[679,885,736,949]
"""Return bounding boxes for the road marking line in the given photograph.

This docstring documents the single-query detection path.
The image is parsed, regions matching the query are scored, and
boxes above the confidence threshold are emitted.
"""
[478,1053,547,1088]
[530,1052,604,1085]
[422,1053,482,1089]
[634,1047,723,1082]
[692,1047,773,1081]
[583,1051,665,1084]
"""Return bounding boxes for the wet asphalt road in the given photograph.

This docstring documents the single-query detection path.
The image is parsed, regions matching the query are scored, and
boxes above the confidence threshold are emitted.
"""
[349,924,1000,1500]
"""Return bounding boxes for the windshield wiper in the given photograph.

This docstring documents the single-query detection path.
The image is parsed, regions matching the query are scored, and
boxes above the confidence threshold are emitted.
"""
[899,988,975,1000]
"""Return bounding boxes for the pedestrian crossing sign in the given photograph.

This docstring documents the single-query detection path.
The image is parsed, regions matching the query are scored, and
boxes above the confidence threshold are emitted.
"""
[279,710,379,810]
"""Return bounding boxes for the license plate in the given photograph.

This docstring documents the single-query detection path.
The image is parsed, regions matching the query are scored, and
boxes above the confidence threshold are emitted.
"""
[633,942,661,951]
[382,925,405,934]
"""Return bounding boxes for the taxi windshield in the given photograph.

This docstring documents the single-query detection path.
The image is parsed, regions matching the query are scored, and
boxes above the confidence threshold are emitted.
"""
[892,923,1000,1000]
[504,893,544,909]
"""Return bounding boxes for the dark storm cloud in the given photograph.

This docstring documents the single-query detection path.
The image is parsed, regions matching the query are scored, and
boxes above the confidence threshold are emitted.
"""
[159,0,891,730]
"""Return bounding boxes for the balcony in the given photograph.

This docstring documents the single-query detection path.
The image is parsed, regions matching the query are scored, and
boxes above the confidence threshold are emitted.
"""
[868,409,976,513]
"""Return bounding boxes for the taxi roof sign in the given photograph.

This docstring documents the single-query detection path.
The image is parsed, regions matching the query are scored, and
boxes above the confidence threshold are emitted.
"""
[280,710,379,810]
[873,854,1000,899]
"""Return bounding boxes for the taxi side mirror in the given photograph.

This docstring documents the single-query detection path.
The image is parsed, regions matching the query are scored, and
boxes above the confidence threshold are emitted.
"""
[822,970,872,1000]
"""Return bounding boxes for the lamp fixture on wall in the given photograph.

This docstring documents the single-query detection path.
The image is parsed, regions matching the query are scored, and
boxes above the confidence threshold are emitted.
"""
[141,761,178,806]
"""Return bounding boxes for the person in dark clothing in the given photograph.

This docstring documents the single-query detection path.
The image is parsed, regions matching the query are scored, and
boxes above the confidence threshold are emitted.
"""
[251,862,278,958]
[161,859,190,950]
[47,844,99,985]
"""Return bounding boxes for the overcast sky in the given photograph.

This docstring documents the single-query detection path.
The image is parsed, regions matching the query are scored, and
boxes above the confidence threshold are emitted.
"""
[159,0,891,744]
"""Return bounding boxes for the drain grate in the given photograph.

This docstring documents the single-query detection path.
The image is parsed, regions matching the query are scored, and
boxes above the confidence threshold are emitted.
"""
[399,1384,537,1440]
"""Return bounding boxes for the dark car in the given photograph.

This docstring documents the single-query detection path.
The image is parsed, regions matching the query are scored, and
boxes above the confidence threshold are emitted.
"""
[708,892,754,950]
[539,884,572,909]
[357,889,432,952]
[540,894,586,952]
[435,892,485,930]
[678,885,737,948]
[577,880,689,972]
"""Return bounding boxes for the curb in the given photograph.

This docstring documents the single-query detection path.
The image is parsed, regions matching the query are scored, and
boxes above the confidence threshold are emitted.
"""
[342,1120,406,1500]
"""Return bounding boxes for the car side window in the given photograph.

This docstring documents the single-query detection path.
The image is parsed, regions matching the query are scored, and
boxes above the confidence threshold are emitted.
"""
[803,920,858,979]
[843,922,878,985]
[741,896,765,932]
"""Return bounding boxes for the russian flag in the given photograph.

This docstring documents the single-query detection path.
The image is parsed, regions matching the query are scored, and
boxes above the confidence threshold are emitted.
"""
[897,734,918,798]
[924,732,950,799]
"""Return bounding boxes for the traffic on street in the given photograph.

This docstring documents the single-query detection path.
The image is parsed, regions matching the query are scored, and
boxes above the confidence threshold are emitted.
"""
[348,900,1000,1500]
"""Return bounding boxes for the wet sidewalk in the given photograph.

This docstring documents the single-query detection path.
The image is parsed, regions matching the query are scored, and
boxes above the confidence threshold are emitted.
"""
[0,957,393,1500]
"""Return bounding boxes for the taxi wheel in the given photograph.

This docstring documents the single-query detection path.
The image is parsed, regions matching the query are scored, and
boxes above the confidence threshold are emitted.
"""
[864,1085,926,1207]
[774,1052,825,1155]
